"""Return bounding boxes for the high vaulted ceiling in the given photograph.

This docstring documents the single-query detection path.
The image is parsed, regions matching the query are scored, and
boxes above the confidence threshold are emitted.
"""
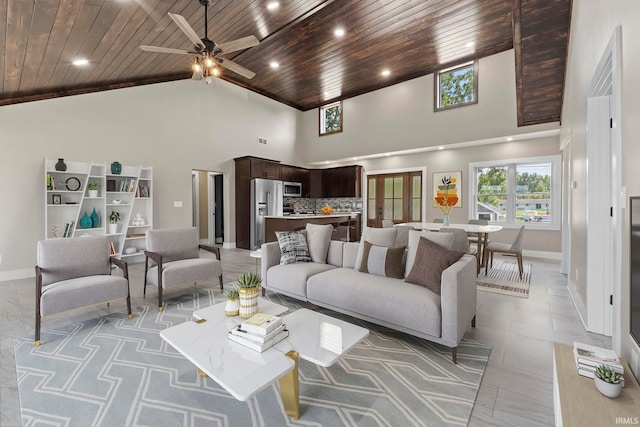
[1,0,571,126]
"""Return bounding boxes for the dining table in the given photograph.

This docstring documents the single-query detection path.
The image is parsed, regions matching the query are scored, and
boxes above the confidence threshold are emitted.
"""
[396,222,503,270]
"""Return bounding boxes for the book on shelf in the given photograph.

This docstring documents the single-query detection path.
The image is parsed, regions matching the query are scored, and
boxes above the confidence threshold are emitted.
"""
[239,313,283,336]
[227,328,289,352]
[577,361,624,375]
[109,241,116,255]
[230,323,287,344]
[573,342,623,372]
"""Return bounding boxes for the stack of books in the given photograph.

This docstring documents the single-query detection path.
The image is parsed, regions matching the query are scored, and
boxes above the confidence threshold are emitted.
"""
[228,313,288,352]
[573,341,625,386]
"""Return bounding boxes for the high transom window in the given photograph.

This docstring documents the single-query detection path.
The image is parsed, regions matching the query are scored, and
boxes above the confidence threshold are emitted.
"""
[319,101,343,136]
[435,61,478,111]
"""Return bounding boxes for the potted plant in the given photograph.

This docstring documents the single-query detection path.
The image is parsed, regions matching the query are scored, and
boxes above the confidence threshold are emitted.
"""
[594,364,622,398]
[87,181,99,198]
[224,286,240,316]
[108,210,120,234]
[236,270,262,318]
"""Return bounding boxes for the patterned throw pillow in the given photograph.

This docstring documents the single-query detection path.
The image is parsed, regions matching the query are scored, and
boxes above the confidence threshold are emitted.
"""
[276,231,312,265]
[358,241,405,279]
[404,236,464,295]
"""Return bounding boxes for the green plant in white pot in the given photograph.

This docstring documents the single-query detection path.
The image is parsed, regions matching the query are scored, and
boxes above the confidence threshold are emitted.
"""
[594,364,622,398]
[224,286,240,316]
[87,181,99,198]
[108,211,120,234]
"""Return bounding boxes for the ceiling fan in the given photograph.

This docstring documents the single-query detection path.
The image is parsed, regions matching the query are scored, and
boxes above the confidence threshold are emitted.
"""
[140,0,259,80]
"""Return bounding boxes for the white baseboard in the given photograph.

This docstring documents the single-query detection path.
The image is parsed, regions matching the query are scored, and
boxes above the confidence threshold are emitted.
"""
[522,249,562,260]
[567,279,588,331]
[0,268,35,282]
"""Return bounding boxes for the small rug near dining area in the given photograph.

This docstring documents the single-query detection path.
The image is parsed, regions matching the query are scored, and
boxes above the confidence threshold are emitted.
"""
[15,290,491,427]
[477,259,532,298]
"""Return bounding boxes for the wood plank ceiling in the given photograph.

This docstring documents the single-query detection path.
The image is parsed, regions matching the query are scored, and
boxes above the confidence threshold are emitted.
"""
[0,0,571,126]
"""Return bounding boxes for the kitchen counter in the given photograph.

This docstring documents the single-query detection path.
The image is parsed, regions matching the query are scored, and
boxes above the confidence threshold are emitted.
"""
[264,213,361,243]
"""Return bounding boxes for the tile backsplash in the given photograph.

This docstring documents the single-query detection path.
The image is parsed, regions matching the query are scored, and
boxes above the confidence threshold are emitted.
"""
[284,197,362,214]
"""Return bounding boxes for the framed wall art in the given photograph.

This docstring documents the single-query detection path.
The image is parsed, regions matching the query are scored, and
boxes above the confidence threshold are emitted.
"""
[433,171,462,208]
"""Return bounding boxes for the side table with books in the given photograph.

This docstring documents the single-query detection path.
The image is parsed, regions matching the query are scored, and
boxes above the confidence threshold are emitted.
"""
[553,342,640,427]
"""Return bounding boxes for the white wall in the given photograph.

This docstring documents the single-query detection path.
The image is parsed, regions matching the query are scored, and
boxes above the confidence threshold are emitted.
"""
[561,0,640,371]
[301,50,559,163]
[0,79,302,276]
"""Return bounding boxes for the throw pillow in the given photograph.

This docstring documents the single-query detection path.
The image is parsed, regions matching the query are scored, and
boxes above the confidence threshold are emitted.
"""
[405,236,464,295]
[305,223,333,263]
[354,226,398,270]
[358,241,405,279]
[404,230,455,277]
[275,231,311,265]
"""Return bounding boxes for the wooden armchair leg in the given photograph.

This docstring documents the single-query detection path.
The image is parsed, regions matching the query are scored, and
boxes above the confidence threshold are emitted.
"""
[158,284,163,312]
[517,254,524,279]
[219,275,224,292]
[472,315,476,328]
[35,314,41,346]
[261,287,266,297]
[451,347,457,364]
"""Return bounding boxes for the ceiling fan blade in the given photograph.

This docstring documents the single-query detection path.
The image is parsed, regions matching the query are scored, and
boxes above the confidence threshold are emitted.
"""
[215,35,260,54]
[140,45,191,55]
[168,12,205,49]
[217,58,256,79]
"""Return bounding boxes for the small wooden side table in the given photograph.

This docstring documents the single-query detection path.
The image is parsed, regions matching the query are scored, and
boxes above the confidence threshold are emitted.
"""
[553,342,640,426]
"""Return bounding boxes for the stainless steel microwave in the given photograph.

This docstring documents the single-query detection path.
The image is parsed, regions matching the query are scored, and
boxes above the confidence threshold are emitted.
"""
[283,181,303,197]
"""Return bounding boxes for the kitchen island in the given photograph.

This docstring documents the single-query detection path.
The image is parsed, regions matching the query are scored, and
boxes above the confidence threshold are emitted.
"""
[265,213,361,243]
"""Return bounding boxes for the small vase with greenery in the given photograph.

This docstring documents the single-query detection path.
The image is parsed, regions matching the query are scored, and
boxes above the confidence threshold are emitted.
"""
[87,181,99,197]
[224,286,240,316]
[108,211,120,234]
[594,364,622,398]
[236,271,262,318]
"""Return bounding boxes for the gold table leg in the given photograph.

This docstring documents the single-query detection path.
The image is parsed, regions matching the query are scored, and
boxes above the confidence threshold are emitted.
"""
[197,368,208,378]
[278,350,300,419]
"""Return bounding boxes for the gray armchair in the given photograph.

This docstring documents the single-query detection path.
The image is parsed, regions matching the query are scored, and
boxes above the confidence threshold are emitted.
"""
[144,228,223,311]
[35,236,132,346]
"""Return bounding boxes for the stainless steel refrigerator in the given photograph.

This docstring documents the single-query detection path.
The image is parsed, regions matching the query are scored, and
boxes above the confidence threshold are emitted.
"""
[250,178,283,250]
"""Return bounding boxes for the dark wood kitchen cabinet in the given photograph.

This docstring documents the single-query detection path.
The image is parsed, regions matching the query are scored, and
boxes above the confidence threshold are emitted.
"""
[281,165,310,194]
[323,165,362,197]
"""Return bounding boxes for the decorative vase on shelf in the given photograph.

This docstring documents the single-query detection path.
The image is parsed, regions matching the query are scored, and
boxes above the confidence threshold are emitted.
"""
[594,376,622,398]
[79,212,92,229]
[442,214,450,226]
[111,161,122,175]
[107,223,118,234]
[90,208,100,228]
[88,190,98,198]
[238,287,259,318]
[54,158,67,171]
[225,298,240,316]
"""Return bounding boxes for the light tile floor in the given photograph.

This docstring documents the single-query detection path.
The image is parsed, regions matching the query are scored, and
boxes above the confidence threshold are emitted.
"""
[0,249,610,426]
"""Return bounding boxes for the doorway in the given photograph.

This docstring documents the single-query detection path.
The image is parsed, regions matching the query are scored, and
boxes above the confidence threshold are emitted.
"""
[365,170,424,227]
[192,170,224,244]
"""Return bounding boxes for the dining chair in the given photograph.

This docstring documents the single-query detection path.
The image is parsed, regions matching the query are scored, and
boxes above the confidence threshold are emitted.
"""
[440,227,480,274]
[484,225,526,278]
[145,227,223,311]
[35,236,132,346]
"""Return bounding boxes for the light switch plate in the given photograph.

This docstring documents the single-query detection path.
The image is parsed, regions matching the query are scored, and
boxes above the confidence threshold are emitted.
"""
[174,201,183,208]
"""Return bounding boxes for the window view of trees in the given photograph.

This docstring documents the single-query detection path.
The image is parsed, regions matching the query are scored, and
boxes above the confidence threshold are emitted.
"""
[436,61,477,110]
[476,163,552,223]
[320,101,342,135]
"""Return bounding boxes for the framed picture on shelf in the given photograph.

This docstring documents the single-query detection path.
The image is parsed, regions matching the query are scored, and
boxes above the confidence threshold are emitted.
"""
[52,194,62,205]
[433,171,462,208]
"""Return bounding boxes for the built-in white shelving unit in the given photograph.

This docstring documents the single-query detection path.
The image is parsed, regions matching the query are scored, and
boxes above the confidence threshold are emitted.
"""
[44,158,153,262]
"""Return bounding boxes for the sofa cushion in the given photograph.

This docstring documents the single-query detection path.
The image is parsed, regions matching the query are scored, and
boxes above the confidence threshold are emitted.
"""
[305,223,333,263]
[146,258,221,288]
[358,241,405,279]
[355,227,398,269]
[40,275,128,317]
[267,262,336,300]
[276,231,311,265]
[307,268,442,337]
[405,230,455,277]
[405,237,464,295]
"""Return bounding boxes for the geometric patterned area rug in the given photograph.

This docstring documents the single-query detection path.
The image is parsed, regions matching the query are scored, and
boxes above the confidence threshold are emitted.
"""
[15,290,491,427]
[477,259,532,298]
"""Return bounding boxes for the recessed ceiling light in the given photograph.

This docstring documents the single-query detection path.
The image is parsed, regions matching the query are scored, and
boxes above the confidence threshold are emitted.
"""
[325,161,330,164]
[72,58,89,66]
[438,146,444,150]
[385,153,391,157]
[266,2,279,10]
[269,61,279,69]
[506,137,514,141]
[352,157,358,161]
[334,28,345,37]
[465,42,475,48]
[381,69,391,77]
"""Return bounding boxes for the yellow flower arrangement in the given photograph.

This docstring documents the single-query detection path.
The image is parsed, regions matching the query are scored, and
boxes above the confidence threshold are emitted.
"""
[320,205,333,215]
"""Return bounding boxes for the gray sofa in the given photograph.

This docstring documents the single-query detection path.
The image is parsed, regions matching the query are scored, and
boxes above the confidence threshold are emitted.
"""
[261,238,477,363]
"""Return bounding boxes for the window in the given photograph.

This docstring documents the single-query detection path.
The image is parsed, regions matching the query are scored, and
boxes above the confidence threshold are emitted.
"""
[319,101,343,135]
[435,61,478,111]
[469,155,561,229]
[366,171,422,227]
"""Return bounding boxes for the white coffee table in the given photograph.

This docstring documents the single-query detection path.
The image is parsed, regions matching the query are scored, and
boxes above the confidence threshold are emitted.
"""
[160,301,369,419]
